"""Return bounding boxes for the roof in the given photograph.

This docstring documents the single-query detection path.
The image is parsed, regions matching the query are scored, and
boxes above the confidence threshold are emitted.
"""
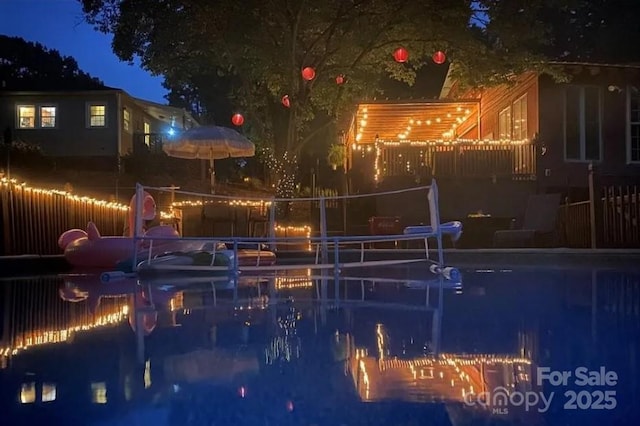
[130,96,199,129]
[439,60,640,99]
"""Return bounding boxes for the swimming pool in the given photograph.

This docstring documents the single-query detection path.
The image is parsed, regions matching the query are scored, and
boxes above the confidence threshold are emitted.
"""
[0,263,638,425]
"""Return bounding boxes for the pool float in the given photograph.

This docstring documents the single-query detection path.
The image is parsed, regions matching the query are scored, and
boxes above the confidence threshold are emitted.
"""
[58,191,188,269]
[403,220,463,242]
[137,245,277,274]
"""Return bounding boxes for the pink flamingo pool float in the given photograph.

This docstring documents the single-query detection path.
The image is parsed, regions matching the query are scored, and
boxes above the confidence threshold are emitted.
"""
[58,191,183,269]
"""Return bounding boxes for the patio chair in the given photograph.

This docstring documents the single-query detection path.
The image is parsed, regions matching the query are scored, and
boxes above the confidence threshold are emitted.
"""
[493,193,562,248]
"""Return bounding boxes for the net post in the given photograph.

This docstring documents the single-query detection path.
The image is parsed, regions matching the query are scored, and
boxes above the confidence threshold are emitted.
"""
[428,179,444,267]
[319,197,328,265]
[131,182,144,271]
[268,198,276,251]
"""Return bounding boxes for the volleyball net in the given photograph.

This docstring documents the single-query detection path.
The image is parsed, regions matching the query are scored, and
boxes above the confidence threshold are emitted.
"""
[130,179,454,273]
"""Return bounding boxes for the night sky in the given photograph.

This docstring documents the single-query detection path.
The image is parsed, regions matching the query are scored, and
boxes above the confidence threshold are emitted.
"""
[0,0,167,103]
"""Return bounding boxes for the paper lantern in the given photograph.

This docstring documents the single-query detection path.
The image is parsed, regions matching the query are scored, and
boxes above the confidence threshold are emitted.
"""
[432,51,446,65]
[231,113,244,126]
[393,47,409,63]
[281,95,290,108]
[301,67,316,81]
[336,74,345,85]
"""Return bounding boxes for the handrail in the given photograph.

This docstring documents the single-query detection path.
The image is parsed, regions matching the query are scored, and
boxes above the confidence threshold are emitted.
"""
[143,183,432,203]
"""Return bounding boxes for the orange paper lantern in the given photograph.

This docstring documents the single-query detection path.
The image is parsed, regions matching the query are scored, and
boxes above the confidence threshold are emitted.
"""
[393,47,409,63]
[336,74,345,85]
[231,113,244,126]
[432,50,446,65]
[301,67,316,81]
[281,95,290,108]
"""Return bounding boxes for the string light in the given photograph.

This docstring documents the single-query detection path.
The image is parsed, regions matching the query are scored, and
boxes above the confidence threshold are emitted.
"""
[0,303,129,357]
[274,225,312,251]
[355,107,368,142]
[275,269,313,289]
[373,138,530,181]
[1,177,129,211]
[261,147,297,198]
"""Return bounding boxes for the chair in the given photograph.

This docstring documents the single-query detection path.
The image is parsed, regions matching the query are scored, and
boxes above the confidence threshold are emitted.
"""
[248,205,270,237]
[493,193,562,248]
[202,202,236,237]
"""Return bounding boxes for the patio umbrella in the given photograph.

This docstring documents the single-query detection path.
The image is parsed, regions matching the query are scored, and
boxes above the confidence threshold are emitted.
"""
[163,125,255,192]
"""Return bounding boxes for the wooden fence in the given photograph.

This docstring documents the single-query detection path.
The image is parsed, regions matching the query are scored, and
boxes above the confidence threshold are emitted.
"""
[560,183,640,248]
[1,179,129,256]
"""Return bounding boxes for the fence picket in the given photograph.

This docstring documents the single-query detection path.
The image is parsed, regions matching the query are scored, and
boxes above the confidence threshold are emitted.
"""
[0,181,128,256]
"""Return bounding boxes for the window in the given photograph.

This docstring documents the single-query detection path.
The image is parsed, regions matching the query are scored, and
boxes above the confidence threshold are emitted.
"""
[88,104,106,127]
[498,106,511,139]
[17,105,35,128]
[40,106,57,128]
[123,109,131,132]
[564,86,601,161]
[91,382,107,404]
[144,121,150,146]
[512,94,528,140]
[628,86,640,163]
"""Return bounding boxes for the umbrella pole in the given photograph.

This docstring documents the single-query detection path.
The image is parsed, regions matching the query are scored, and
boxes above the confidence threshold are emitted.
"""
[209,157,215,194]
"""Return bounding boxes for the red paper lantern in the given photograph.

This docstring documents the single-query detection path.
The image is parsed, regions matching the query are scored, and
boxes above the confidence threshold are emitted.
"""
[301,67,316,81]
[336,74,345,85]
[231,113,244,126]
[281,95,290,108]
[393,47,409,63]
[432,50,446,65]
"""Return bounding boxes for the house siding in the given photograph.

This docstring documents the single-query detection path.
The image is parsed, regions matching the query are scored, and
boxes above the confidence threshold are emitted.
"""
[1,90,182,167]
[466,71,540,141]
[537,67,640,191]
[0,91,120,158]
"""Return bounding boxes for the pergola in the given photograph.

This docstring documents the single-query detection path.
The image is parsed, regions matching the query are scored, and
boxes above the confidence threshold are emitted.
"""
[343,101,535,183]
[345,100,480,146]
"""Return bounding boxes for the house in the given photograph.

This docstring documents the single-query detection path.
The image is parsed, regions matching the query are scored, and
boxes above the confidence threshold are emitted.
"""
[0,88,198,171]
[344,62,640,220]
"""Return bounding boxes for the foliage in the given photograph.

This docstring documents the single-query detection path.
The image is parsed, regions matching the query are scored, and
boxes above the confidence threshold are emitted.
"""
[0,35,105,90]
[79,0,557,195]
[327,144,345,170]
[532,0,640,63]
[0,140,53,173]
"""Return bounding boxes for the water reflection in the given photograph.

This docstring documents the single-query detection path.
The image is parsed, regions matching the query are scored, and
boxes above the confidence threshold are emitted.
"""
[0,266,638,425]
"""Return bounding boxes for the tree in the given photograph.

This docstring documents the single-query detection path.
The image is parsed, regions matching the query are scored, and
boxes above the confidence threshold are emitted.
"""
[536,0,640,63]
[80,0,555,196]
[0,35,105,90]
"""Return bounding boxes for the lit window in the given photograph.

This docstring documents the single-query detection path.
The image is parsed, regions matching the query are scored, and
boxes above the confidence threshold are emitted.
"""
[512,95,528,140]
[42,383,57,402]
[89,105,106,127]
[123,109,131,132]
[17,105,35,128]
[20,382,36,404]
[40,106,57,128]
[628,87,640,163]
[91,382,107,404]
[498,106,511,140]
[144,121,151,146]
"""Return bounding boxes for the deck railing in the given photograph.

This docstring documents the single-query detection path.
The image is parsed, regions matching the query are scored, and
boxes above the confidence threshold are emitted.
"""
[560,181,640,248]
[376,143,536,180]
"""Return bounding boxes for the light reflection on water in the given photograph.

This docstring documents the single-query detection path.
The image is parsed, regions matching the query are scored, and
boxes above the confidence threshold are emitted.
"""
[0,265,638,426]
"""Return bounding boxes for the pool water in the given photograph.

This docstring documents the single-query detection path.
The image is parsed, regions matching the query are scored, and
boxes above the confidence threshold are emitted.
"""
[0,264,639,426]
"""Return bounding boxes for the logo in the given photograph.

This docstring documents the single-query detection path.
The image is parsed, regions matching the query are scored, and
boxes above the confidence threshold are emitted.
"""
[463,366,618,415]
